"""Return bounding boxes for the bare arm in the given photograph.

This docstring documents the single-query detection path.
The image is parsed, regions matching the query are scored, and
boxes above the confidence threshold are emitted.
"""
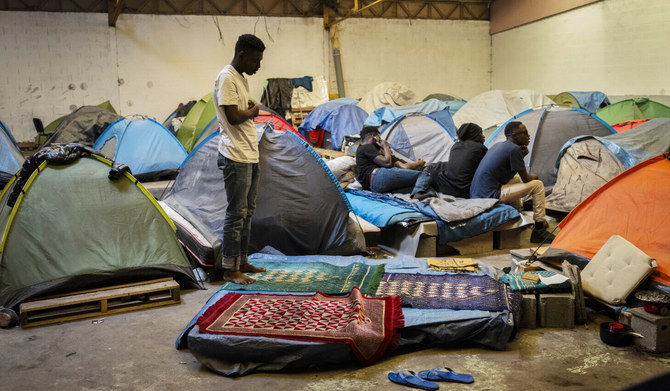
[222,101,260,126]
[518,168,538,183]
[372,140,393,168]
[395,158,425,170]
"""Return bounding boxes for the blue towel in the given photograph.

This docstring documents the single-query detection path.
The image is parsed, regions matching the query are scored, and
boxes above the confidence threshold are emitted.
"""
[293,76,313,92]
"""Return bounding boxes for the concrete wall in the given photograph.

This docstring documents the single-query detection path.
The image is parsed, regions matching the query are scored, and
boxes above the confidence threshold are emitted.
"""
[335,18,491,102]
[491,0,670,97]
[1,12,491,142]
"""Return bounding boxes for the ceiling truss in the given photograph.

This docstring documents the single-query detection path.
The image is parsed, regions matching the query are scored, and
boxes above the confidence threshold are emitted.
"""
[0,0,489,26]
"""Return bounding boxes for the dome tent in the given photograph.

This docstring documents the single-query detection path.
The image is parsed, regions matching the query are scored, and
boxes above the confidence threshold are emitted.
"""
[161,125,365,268]
[486,107,615,191]
[0,144,198,310]
[380,114,456,165]
[596,97,670,125]
[42,105,122,148]
[93,117,188,181]
[0,120,24,190]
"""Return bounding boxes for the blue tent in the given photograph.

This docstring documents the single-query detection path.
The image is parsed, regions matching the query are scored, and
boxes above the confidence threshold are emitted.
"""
[0,120,24,189]
[298,101,368,150]
[93,117,188,181]
[380,114,456,164]
[364,99,450,127]
[486,106,615,190]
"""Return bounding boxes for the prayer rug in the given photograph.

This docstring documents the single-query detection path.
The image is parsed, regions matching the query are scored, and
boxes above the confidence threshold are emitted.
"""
[196,287,404,365]
[218,262,384,295]
[499,270,572,292]
[375,273,522,312]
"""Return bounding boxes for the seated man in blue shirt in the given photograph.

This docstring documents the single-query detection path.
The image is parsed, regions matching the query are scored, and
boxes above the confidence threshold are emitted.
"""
[355,126,435,200]
[470,121,555,243]
[433,123,487,198]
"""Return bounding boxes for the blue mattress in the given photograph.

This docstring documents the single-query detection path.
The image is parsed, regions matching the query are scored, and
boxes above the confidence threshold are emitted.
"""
[346,190,519,244]
[176,253,517,376]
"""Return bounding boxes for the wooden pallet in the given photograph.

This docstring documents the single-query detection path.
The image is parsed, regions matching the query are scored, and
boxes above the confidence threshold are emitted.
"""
[19,278,181,328]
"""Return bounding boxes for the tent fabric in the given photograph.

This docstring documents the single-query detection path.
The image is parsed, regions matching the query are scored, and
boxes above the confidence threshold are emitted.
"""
[357,82,416,114]
[422,93,459,102]
[177,254,517,377]
[177,93,217,152]
[485,107,615,191]
[546,118,670,212]
[380,114,456,164]
[552,91,610,113]
[612,119,650,132]
[298,102,368,150]
[161,126,365,267]
[551,154,670,286]
[42,106,122,147]
[453,89,555,130]
[596,98,670,125]
[364,99,448,127]
[93,118,188,181]
[43,101,117,133]
[0,151,197,310]
[0,120,24,189]
[444,100,467,116]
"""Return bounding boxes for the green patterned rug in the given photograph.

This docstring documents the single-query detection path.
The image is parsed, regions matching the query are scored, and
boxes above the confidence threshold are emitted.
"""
[218,262,385,295]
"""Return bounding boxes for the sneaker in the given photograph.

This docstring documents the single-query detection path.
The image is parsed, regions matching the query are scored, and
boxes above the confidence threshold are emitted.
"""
[530,228,556,243]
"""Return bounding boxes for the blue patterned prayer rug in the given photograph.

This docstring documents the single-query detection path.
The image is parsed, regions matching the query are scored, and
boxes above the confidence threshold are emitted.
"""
[218,262,385,295]
[375,273,521,312]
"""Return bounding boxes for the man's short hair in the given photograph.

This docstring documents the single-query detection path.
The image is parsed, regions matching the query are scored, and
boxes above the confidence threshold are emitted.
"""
[360,126,380,140]
[504,121,523,137]
[235,34,265,56]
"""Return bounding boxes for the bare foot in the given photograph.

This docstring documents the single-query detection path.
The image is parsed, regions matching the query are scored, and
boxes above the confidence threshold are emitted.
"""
[223,270,256,285]
[240,263,267,273]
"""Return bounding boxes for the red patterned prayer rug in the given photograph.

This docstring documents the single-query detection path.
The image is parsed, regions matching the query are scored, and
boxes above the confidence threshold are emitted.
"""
[196,287,404,365]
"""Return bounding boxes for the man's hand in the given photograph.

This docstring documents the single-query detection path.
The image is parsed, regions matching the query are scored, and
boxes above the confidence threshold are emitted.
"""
[520,145,529,156]
[415,158,425,167]
[248,101,260,118]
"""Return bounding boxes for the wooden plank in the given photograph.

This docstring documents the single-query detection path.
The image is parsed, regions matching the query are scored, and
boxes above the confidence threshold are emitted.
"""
[21,280,179,311]
[20,279,181,328]
[24,277,174,301]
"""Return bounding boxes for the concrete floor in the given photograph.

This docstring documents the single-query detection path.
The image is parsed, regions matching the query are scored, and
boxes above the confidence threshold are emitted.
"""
[2,218,669,390]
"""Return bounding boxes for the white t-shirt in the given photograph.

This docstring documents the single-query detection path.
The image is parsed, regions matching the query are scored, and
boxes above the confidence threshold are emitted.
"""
[213,65,259,163]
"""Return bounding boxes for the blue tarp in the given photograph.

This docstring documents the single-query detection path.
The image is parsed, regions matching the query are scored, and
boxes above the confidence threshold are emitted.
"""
[93,117,187,178]
[444,99,467,116]
[346,191,431,227]
[364,99,448,127]
[567,91,610,113]
[298,102,368,150]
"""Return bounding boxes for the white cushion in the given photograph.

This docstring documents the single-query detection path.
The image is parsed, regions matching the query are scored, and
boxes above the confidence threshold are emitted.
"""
[582,235,657,305]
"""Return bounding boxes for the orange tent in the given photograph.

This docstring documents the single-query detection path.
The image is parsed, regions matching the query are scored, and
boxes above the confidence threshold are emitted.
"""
[551,154,670,286]
[611,119,650,132]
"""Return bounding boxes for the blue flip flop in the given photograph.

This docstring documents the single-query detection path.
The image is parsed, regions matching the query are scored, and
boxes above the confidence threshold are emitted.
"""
[388,370,439,390]
[417,367,474,384]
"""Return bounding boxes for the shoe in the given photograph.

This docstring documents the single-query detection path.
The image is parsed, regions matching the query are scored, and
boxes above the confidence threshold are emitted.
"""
[417,367,474,384]
[388,370,439,390]
[530,228,556,243]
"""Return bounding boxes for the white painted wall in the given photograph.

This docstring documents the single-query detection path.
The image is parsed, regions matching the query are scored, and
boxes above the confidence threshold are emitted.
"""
[335,18,491,102]
[1,12,491,142]
[0,12,118,142]
[491,0,670,97]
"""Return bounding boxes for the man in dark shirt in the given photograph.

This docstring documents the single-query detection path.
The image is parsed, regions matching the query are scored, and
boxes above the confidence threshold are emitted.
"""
[434,123,487,198]
[470,121,555,243]
[355,126,435,199]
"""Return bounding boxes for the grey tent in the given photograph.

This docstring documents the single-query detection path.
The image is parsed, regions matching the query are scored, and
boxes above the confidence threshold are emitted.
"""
[42,106,122,148]
[160,125,365,269]
[0,144,198,310]
[546,118,670,212]
[486,106,615,192]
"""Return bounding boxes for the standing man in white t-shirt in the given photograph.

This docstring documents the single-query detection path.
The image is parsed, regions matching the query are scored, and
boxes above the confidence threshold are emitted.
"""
[213,34,266,284]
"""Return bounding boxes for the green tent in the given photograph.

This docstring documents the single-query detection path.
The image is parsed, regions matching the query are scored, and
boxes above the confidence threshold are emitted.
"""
[596,97,670,125]
[0,147,197,309]
[177,93,217,152]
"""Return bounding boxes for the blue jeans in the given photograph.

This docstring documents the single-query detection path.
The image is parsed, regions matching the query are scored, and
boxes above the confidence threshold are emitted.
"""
[371,167,434,196]
[218,154,260,270]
